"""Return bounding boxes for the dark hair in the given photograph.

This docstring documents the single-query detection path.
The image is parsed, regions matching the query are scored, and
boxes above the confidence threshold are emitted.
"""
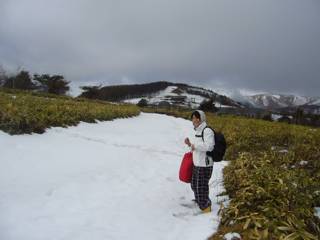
[191,111,201,120]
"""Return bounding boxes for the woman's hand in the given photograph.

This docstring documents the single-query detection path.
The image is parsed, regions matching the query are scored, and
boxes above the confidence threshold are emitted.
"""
[185,138,195,151]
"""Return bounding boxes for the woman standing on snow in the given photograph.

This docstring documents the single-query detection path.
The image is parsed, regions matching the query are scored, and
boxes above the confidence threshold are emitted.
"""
[184,110,215,213]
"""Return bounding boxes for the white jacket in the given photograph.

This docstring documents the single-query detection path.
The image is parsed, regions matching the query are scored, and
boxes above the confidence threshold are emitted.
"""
[192,121,215,167]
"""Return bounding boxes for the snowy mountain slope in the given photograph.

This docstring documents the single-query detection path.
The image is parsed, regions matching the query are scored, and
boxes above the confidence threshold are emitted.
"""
[123,84,241,109]
[246,94,320,109]
[123,85,207,108]
[0,113,228,240]
[308,98,320,106]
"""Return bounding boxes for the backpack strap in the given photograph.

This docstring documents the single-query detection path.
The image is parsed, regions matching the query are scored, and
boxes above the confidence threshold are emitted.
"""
[201,126,215,141]
[195,127,209,140]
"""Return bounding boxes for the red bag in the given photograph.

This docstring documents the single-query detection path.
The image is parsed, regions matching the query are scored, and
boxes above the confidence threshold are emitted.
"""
[179,152,194,183]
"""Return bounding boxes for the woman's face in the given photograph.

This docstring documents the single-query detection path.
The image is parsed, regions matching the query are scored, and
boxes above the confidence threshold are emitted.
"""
[192,115,201,128]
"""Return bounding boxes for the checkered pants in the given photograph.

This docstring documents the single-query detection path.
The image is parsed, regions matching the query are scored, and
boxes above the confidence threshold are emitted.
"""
[191,166,213,210]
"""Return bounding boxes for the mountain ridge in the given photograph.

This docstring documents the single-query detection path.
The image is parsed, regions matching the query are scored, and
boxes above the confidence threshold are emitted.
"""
[246,93,320,108]
[79,81,243,109]
[78,81,320,115]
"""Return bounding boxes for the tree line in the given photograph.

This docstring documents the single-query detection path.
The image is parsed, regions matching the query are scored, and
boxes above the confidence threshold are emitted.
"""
[79,81,172,101]
[0,66,70,95]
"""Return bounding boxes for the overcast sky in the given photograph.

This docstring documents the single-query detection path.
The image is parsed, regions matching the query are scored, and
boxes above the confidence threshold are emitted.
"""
[1,0,320,97]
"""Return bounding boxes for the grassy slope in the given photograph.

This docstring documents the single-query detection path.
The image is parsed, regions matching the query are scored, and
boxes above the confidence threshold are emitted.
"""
[0,88,140,134]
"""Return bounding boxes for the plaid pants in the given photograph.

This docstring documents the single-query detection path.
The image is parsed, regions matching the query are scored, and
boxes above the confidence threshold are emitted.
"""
[191,166,213,210]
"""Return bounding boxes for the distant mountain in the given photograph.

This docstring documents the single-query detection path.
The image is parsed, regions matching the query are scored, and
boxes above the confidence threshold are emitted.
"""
[244,93,320,115]
[79,82,320,115]
[247,94,311,108]
[79,81,243,109]
[308,98,320,106]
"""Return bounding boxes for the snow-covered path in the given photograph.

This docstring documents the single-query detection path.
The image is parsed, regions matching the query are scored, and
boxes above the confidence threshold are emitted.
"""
[0,113,228,240]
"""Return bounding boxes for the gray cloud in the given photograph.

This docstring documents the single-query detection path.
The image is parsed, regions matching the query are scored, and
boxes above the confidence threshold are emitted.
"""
[1,0,320,96]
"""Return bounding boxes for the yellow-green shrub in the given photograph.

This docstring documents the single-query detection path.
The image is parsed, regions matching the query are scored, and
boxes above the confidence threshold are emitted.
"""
[0,89,140,134]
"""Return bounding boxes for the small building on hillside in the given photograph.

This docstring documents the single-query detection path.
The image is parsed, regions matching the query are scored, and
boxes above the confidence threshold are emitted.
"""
[157,101,171,108]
